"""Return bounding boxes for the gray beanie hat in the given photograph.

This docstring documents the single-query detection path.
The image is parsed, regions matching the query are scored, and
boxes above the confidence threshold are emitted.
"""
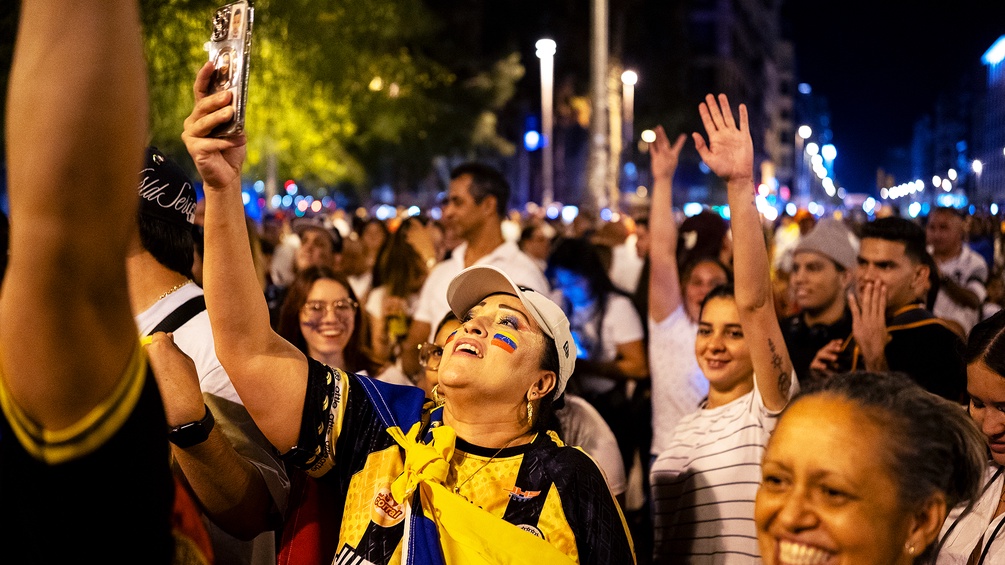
[794,218,858,272]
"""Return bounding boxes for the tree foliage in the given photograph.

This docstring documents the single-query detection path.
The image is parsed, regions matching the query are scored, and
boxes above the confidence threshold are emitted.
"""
[139,0,523,196]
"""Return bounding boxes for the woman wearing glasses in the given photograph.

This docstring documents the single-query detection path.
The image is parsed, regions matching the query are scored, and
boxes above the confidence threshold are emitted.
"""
[275,266,375,376]
[184,57,635,563]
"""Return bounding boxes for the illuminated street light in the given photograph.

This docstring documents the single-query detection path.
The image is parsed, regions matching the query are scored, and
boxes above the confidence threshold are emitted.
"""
[821,144,837,161]
[640,129,656,143]
[536,39,557,206]
[933,175,942,187]
[797,125,812,139]
[621,70,638,187]
[805,142,820,156]
[948,168,958,181]
[973,159,984,175]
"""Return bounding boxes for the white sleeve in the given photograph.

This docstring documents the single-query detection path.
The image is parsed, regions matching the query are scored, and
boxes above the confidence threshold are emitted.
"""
[604,295,645,345]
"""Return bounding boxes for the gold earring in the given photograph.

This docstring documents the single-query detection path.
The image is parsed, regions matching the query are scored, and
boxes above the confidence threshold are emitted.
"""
[526,400,534,425]
[905,543,916,556]
[432,384,445,406]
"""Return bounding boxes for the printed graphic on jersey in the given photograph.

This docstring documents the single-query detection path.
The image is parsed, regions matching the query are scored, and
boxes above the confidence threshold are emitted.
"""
[371,485,405,527]
[506,486,541,501]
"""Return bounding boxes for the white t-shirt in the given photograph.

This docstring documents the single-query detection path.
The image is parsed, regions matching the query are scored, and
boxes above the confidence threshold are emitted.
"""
[650,372,797,564]
[648,305,708,455]
[413,240,550,341]
[933,244,988,334]
[935,464,1005,564]
[608,235,645,294]
[135,283,241,403]
[568,293,645,395]
[556,394,627,496]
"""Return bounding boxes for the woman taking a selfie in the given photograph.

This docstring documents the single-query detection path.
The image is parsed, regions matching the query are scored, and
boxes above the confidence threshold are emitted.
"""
[183,60,634,564]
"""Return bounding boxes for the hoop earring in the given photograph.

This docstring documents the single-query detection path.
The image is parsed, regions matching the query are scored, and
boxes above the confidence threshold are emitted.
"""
[432,384,445,407]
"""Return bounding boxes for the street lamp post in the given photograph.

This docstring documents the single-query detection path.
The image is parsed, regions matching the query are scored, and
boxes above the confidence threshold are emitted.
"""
[796,125,812,204]
[621,70,637,168]
[536,39,557,207]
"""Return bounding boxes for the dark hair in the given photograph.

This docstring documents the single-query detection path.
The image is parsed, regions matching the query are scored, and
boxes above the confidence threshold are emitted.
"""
[138,213,195,278]
[276,266,374,374]
[929,206,964,221]
[532,332,562,435]
[698,282,736,319]
[434,311,459,338]
[677,211,729,268]
[680,255,733,288]
[922,251,940,311]
[794,372,985,560]
[966,309,1005,375]
[450,162,510,218]
[546,238,622,302]
[861,217,928,264]
[373,218,427,298]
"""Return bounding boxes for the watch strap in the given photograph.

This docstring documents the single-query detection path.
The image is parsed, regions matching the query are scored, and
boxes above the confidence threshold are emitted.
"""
[168,403,215,448]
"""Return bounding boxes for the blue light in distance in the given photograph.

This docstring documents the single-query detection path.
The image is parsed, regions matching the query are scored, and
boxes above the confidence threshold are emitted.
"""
[524,131,542,151]
[683,202,703,217]
[821,144,837,161]
[982,35,1005,66]
[798,83,812,94]
[271,195,282,208]
[698,162,711,174]
[908,202,922,218]
[408,206,420,217]
[600,208,613,222]
[546,205,561,220]
[561,205,579,224]
[719,205,731,220]
[282,195,293,207]
[785,202,797,216]
[253,180,265,193]
[992,203,1000,215]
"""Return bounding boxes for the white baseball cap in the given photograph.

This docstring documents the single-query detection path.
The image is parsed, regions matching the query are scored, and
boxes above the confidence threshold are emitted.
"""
[446,265,575,397]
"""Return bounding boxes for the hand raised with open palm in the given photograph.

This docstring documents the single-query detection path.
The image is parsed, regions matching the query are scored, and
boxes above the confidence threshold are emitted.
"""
[692,93,754,184]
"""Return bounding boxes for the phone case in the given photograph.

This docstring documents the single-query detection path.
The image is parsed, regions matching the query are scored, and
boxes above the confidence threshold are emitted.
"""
[208,0,253,137]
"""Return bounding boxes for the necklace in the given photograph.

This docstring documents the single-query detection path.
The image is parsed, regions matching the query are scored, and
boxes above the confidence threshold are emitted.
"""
[157,279,193,302]
[452,433,529,495]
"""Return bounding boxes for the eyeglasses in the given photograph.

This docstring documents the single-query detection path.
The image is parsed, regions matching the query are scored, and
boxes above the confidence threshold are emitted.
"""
[301,299,358,320]
[417,342,444,370]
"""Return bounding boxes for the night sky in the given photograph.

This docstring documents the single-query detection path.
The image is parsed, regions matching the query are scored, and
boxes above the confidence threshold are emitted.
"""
[785,0,1005,194]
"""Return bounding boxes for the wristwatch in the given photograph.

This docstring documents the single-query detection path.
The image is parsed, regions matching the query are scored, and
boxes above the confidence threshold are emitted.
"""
[168,404,215,448]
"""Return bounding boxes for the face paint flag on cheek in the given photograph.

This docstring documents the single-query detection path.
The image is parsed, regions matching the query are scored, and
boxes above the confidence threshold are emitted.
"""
[445,331,458,346]
[492,331,518,353]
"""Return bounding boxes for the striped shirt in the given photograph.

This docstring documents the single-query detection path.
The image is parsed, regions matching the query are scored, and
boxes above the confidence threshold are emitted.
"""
[650,374,795,564]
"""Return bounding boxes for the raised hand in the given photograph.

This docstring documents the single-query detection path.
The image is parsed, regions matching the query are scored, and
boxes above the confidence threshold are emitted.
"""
[692,93,753,184]
[808,339,843,378]
[848,282,891,371]
[181,61,246,191]
[650,125,687,182]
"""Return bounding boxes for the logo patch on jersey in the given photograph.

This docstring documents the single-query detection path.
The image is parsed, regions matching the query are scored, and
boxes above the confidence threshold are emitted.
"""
[516,524,545,539]
[371,486,405,527]
[492,331,518,353]
[506,486,541,501]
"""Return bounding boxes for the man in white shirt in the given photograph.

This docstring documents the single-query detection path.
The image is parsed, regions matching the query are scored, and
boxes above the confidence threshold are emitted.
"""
[927,206,988,335]
[400,163,549,377]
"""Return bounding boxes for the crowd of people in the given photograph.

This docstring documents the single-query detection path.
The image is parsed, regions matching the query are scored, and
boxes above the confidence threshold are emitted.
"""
[6,4,1005,565]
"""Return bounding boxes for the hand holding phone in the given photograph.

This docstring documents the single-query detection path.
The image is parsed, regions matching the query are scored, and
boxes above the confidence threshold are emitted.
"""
[208,1,253,137]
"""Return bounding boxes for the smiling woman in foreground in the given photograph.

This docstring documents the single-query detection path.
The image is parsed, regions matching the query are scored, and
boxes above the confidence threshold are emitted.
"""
[755,372,984,565]
[184,56,633,563]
